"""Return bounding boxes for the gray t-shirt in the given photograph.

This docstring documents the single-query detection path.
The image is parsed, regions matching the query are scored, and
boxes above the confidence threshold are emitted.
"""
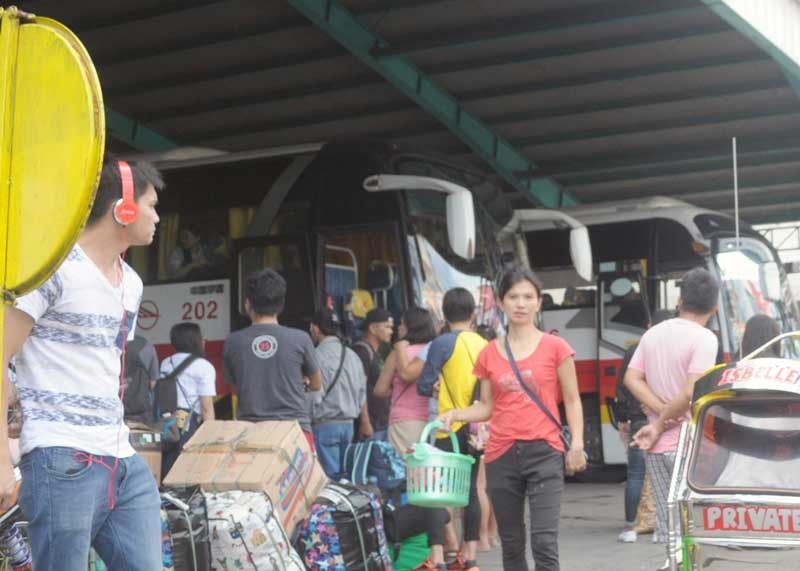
[311,337,366,423]
[223,323,319,430]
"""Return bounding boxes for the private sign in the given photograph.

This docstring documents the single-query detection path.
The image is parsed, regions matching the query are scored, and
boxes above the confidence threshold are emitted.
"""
[704,505,800,534]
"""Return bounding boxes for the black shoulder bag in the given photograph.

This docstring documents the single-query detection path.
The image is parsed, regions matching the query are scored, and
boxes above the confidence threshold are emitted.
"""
[503,335,573,451]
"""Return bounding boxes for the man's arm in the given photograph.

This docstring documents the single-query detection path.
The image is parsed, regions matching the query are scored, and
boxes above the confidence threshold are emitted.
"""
[1,307,35,509]
[373,351,396,399]
[417,336,454,396]
[624,368,664,416]
[307,370,323,392]
[633,372,702,450]
[300,335,322,392]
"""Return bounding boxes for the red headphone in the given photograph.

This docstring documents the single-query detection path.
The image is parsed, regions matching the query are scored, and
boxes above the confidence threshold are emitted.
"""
[112,160,139,226]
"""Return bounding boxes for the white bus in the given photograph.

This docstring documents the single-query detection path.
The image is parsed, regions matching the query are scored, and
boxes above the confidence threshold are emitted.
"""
[508,196,799,466]
[128,141,512,404]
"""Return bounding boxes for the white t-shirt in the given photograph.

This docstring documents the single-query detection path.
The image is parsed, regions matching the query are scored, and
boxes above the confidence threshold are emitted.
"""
[13,246,142,458]
[160,353,216,414]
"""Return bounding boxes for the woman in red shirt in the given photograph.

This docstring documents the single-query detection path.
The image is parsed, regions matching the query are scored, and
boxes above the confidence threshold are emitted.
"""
[438,265,586,571]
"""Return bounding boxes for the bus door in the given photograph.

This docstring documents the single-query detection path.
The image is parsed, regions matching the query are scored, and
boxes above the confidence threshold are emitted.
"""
[596,268,650,463]
[232,234,317,332]
[318,223,408,342]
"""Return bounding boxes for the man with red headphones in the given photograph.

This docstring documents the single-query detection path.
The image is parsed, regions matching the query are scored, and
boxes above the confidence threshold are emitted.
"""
[1,155,165,570]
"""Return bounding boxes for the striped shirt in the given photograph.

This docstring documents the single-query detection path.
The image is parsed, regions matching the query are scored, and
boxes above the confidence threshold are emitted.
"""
[13,245,141,457]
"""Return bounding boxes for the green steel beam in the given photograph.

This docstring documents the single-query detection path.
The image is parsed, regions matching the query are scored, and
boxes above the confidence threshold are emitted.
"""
[700,0,800,97]
[105,105,178,152]
[286,0,575,207]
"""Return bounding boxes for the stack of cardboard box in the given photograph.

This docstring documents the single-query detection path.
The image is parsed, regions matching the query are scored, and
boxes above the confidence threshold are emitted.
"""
[163,420,327,535]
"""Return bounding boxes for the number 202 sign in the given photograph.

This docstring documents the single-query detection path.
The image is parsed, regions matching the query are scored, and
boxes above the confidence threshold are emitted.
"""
[138,279,231,346]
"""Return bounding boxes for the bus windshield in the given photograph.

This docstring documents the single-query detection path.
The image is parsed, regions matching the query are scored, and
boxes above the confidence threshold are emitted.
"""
[405,189,500,327]
[714,236,784,350]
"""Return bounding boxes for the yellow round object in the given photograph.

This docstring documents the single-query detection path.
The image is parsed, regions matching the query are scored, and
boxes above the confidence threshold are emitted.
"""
[1,10,104,298]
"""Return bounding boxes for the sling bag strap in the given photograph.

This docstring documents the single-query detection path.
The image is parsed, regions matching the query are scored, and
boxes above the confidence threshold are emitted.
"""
[440,332,479,407]
[322,340,348,400]
[503,335,571,450]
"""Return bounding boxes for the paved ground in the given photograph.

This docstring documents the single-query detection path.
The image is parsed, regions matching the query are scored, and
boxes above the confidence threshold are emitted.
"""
[477,483,666,570]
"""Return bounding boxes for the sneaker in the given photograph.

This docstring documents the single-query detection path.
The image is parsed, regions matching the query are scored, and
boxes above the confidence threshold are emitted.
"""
[618,529,637,543]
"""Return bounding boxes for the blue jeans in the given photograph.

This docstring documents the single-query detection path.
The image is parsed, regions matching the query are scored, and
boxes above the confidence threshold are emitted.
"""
[625,444,647,525]
[313,421,354,480]
[19,447,162,571]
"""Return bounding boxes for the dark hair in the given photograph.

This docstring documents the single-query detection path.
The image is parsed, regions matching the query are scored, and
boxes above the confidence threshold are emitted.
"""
[442,288,475,323]
[679,267,719,314]
[245,269,286,316]
[741,314,781,357]
[88,155,165,225]
[497,264,543,301]
[476,323,497,341]
[312,307,341,337]
[402,307,437,345]
[170,322,204,356]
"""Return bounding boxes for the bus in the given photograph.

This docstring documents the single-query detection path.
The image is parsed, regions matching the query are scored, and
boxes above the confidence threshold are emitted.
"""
[128,140,514,401]
[505,196,800,466]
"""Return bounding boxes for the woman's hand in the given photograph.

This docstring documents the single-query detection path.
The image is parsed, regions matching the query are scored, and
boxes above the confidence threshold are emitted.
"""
[437,409,458,431]
[565,447,587,476]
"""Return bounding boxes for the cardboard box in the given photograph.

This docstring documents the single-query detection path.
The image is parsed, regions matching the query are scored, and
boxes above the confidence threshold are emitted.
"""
[163,420,327,535]
[129,429,162,483]
[138,449,162,483]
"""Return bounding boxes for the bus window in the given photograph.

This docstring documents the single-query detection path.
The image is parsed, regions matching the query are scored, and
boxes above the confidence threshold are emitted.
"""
[237,240,314,330]
[715,236,783,352]
[321,226,405,339]
[406,189,500,328]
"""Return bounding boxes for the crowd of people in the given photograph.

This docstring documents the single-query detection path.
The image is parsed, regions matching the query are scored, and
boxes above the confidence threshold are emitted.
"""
[0,156,790,571]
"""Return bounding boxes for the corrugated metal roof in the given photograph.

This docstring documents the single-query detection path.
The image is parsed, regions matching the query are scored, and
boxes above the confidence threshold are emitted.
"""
[18,0,800,222]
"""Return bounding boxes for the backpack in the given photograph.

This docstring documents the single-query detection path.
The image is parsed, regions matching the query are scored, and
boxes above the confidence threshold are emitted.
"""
[154,355,198,418]
[123,337,155,425]
[154,355,198,446]
[343,440,406,491]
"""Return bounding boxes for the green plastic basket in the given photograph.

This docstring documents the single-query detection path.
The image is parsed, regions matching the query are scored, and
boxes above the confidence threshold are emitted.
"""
[405,421,475,508]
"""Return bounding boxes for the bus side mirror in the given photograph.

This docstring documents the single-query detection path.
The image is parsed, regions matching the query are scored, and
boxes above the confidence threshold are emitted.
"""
[363,173,476,260]
[570,226,593,282]
[446,190,475,260]
[761,261,782,301]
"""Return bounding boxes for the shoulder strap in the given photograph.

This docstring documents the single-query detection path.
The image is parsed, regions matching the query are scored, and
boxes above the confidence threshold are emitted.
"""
[164,354,198,382]
[354,340,375,360]
[440,332,475,407]
[503,335,562,432]
[159,355,198,405]
[323,341,348,400]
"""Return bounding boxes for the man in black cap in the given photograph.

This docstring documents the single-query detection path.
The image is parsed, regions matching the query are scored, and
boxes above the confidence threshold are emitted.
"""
[309,308,368,479]
[353,308,394,440]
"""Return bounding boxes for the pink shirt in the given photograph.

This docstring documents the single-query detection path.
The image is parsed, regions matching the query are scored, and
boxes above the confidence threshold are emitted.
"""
[628,318,718,453]
[389,345,430,424]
